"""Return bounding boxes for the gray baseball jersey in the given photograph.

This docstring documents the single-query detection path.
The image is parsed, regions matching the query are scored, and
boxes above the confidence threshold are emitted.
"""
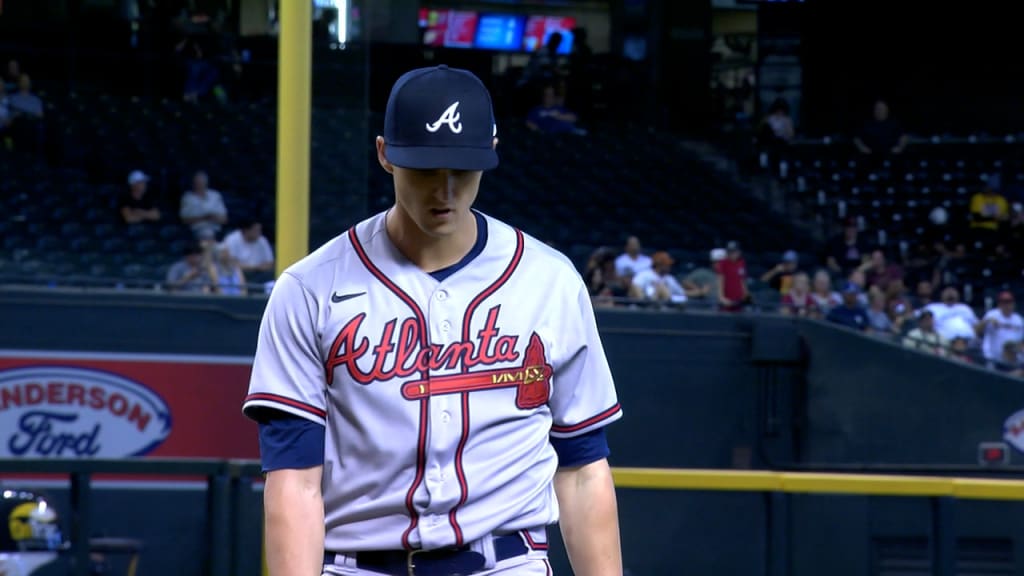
[243,210,622,552]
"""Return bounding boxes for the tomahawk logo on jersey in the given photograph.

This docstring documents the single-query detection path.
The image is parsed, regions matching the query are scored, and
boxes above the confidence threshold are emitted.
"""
[242,210,622,553]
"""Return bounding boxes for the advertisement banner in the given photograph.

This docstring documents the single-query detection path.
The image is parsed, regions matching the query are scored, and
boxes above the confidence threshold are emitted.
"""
[0,351,258,460]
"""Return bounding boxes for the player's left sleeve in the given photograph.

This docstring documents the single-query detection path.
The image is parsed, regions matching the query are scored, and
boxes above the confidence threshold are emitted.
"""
[548,278,623,440]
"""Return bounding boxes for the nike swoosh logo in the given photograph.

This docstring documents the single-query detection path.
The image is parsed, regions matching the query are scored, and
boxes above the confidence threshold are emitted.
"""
[331,291,366,303]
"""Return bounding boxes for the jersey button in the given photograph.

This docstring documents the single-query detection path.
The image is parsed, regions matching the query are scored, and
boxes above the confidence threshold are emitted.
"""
[441,411,451,424]
[436,290,448,301]
[440,320,451,332]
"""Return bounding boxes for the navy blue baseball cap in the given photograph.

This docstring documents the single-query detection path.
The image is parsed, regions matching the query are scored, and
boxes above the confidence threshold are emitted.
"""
[383,65,498,171]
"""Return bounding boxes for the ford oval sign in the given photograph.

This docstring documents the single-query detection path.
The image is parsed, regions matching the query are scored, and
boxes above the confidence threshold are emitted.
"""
[0,366,172,458]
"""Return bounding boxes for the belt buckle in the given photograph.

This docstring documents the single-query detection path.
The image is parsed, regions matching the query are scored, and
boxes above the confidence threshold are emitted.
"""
[406,548,426,576]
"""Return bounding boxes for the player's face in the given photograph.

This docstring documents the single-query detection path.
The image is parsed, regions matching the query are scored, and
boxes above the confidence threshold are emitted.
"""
[391,166,482,236]
[376,137,484,238]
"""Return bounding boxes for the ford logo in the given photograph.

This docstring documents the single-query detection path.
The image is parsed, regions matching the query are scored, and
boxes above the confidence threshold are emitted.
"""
[0,366,172,458]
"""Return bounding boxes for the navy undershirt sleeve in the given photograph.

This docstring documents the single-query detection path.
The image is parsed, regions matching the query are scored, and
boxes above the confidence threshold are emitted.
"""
[257,412,326,473]
[550,427,610,468]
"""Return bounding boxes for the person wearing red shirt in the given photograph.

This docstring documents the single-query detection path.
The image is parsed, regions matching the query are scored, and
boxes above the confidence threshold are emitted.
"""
[715,241,749,312]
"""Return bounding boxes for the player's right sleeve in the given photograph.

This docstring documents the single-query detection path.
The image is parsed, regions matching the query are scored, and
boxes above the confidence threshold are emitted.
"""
[242,271,328,426]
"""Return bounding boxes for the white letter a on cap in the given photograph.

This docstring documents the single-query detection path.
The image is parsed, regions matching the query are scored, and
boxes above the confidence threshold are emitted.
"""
[425,102,463,134]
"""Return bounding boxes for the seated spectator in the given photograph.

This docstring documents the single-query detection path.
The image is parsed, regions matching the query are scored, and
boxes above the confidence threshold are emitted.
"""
[865,291,893,334]
[585,247,630,307]
[758,97,795,173]
[810,269,841,315]
[165,242,215,292]
[993,341,1023,376]
[715,241,749,312]
[119,170,161,225]
[222,220,274,273]
[826,281,870,331]
[526,84,584,135]
[760,250,800,295]
[682,249,723,302]
[976,291,1023,365]
[948,337,974,364]
[179,170,228,239]
[630,251,687,305]
[923,286,979,342]
[826,217,868,276]
[213,244,247,296]
[4,60,20,92]
[968,184,1009,245]
[853,98,908,156]
[911,280,935,311]
[902,310,946,355]
[780,272,818,317]
[858,249,903,293]
[7,74,44,154]
[614,236,652,277]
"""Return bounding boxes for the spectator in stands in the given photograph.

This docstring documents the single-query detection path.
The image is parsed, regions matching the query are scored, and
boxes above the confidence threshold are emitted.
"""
[976,291,1023,366]
[858,248,904,294]
[213,244,247,296]
[7,74,44,154]
[519,31,566,97]
[566,27,594,122]
[866,291,893,334]
[179,170,228,239]
[885,279,912,329]
[993,341,1023,376]
[586,247,630,307]
[165,242,215,292]
[968,183,1009,245]
[526,84,584,135]
[758,97,795,173]
[826,281,870,331]
[716,241,749,312]
[846,268,871,308]
[902,310,946,355]
[853,98,908,156]
[780,272,818,317]
[911,280,935,311]
[4,60,20,92]
[681,248,722,304]
[615,236,652,277]
[119,170,161,225]
[221,220,273,273]
[630,251,687,305]
[826,217,867,275]
[810,269,841,315]
[948,337,974,364]
[760,250,800,295]
[923,286,979,342]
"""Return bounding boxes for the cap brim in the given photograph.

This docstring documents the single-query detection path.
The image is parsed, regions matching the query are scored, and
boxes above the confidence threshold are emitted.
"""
[385,145,498,171]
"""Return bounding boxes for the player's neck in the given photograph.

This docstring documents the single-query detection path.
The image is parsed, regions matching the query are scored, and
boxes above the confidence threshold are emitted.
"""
[386,208,478,273]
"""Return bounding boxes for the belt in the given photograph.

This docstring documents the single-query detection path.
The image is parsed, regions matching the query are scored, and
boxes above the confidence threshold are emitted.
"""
[325,532,534,576]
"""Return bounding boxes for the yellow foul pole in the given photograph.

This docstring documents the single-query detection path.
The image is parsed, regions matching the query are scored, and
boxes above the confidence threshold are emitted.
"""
[275,0,312,276]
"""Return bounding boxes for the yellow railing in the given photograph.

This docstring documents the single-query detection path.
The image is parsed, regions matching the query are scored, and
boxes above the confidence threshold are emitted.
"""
[611,467,1024,500]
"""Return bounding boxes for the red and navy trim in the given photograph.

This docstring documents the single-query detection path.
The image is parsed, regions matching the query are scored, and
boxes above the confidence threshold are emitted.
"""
[348,227,430,551]
[243,393,327,420]
[521,529,549,551]
[447,228,525,546]
[550,403,622,436]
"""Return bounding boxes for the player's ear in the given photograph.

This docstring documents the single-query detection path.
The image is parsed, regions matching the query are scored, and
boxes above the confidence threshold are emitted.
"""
[376,136,394,174]
[492,137,499,150]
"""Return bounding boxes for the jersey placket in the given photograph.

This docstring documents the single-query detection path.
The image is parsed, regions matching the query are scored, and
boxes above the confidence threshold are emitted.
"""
[417,285,463,549]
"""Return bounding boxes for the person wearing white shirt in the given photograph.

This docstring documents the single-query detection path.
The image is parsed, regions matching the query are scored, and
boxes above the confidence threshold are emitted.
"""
[976,291,1024,363]
[630,251,687,304]
[179,170,228,239]
[614,235,652,277]
[222,220,275,272]
[923,286,979,342]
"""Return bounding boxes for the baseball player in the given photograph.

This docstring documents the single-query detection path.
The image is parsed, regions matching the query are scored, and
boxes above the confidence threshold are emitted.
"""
[243,64,623,576]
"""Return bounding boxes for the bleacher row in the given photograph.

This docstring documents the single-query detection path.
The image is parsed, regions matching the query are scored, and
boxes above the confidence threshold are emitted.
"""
[1,91,812,292]
[779,138,1024,302]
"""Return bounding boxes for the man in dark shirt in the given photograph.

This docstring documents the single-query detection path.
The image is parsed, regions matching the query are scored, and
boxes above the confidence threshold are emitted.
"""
[119,170,161,225]
[854,99,908,156]
[826,281,870,331]
[826,217,868,275]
